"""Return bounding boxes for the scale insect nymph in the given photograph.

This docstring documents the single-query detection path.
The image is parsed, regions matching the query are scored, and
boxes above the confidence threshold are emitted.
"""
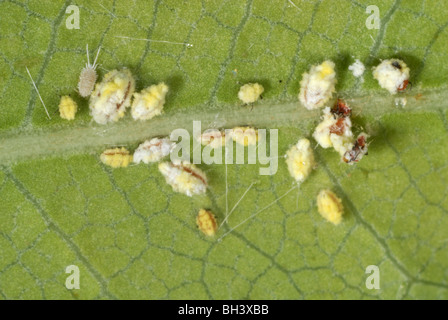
[78,44,101,98]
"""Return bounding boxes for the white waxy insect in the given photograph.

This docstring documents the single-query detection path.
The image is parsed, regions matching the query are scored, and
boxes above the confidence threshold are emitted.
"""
[78,44,101,98]
[197,129,228,149]
[131,82,169,121]
[348,59,365,78]
[133,137,175,164]
[89,68,135,124]
[317,189,344,225]
[313,106,339,149]
[373,59,410,94]
[158,160,207,197]
[299,60,337,110]
[285,138,316,183]
[238,83,264,104]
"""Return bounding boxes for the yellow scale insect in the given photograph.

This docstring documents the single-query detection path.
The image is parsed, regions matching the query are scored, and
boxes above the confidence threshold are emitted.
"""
[131,82,169,121]
[58,95,78,120]
[317,189,344,225]
[196,209,218,237]
[100,147,133,168]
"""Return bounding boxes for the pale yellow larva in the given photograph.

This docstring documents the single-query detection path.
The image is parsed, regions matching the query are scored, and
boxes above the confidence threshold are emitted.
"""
[196,209,218,237]
[78,44,101,98]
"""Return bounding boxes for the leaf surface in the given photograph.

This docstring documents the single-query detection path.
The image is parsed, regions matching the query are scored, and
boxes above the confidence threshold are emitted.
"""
[0,0,447,299]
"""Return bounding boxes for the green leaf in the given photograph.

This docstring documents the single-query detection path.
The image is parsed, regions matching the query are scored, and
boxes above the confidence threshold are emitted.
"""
[1,0,448,299]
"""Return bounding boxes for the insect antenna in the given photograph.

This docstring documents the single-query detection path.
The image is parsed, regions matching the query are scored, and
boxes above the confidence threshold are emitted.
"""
[92,46,101,70]
[86,44,90,67]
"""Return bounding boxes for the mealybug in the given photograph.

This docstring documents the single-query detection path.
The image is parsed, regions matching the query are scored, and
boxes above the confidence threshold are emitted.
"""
[131,82,169,121]
[299,60,337,110]
[373,59,410,94]
[158,160,207,197]
[313,106,353,152]
[133,137,175,164]
[238,83,264,104]
[313,100,356,158]
[285,138,316,183]
[89,68,135,124]
[78,44,101,98]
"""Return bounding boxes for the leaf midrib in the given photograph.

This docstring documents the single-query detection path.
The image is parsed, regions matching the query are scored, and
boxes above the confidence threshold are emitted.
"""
[0,88,446,164]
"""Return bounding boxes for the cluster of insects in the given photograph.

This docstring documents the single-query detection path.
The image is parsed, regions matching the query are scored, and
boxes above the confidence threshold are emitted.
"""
[99,126,259,237]
[27,41,411,234]
[284,57,410,224]
[59,45,168,124]
[58,45,267,125]
[313,99,368,164]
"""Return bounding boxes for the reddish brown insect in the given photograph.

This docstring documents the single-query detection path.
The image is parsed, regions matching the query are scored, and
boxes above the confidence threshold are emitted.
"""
[331,99,351,118]
[343,133,368,163]
[397,79,409,91]
[329,118,347,135]
[328,99,351,135]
